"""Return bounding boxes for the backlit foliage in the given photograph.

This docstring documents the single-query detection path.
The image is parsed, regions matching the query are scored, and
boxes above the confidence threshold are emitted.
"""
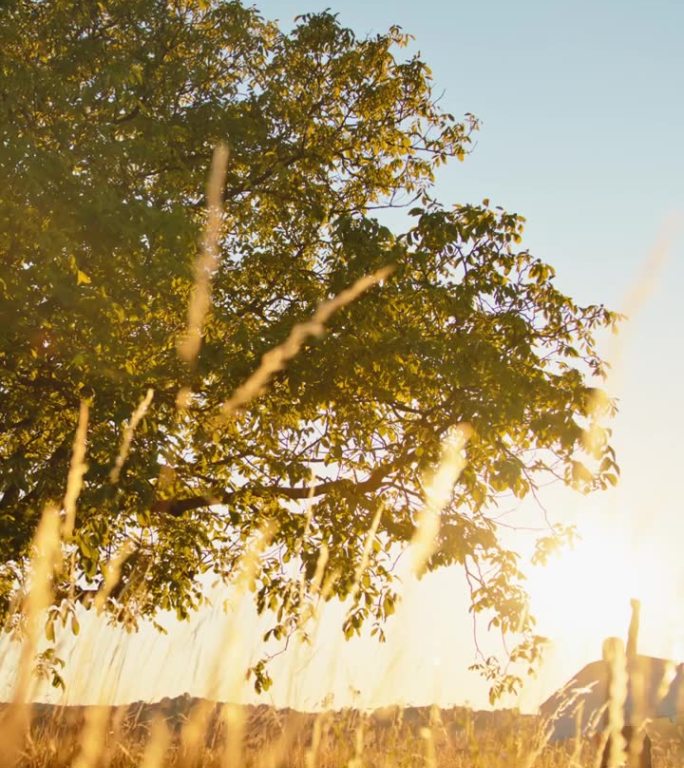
[0,0,619,696]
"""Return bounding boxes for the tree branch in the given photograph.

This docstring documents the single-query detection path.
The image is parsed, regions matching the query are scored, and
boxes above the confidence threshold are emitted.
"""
[151,447,420,517]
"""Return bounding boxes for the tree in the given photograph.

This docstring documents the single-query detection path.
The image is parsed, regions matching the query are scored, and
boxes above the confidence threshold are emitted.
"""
[0,0,619,697]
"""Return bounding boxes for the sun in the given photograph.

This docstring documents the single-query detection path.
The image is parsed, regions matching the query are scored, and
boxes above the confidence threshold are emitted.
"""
[524,513,677,655]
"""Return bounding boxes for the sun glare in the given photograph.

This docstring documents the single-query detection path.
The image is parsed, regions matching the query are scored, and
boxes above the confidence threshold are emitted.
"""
[525,513,679,657]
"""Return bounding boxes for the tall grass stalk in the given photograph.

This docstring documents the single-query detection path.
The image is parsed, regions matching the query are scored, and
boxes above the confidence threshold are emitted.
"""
[2,505,61,766]
[110,390,155,485]
[219,266,394,419]
[177,144,229,366]
[410,424,471,577]
[602,637,627,768]
[62,402,89,540]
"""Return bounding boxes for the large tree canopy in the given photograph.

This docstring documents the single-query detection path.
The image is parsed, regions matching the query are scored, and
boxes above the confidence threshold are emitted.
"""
[0,0,619,696]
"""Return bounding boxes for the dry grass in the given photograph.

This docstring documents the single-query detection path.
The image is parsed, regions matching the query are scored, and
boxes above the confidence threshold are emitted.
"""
[1,698,664,768]
[3,698,684,768]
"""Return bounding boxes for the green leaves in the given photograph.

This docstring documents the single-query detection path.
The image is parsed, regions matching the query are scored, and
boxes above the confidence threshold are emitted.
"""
[0,0,619,701]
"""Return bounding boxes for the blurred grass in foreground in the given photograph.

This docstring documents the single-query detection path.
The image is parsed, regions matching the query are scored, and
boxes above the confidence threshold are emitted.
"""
[4,697,683,768]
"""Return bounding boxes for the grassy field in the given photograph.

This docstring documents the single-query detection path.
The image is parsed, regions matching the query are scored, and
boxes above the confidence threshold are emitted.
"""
[1,695,683,767]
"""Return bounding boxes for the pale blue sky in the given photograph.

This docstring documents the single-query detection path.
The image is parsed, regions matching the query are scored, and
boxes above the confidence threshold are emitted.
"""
[256,0,684,307]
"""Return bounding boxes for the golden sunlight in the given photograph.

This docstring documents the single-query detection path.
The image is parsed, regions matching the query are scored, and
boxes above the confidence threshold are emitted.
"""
[525,510,680,653]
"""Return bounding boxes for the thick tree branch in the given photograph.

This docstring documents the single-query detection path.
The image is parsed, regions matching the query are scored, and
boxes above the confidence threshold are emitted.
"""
[151,447,420,517]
